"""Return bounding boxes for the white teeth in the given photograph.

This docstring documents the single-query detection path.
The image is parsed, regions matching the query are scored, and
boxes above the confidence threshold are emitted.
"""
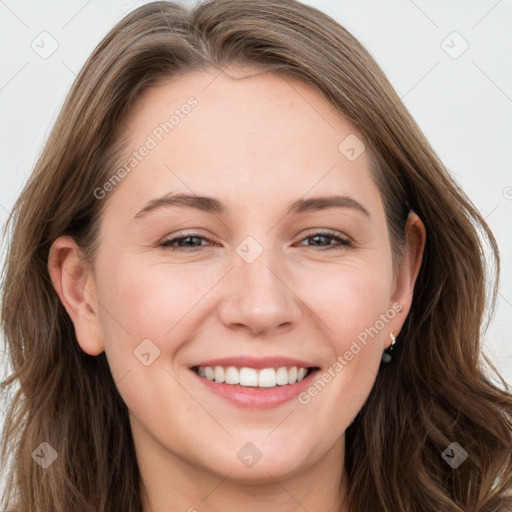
[297,367,308,381]
[276,367,289,385]
[258,368,277,388]
[225,366,239,384]
[214,366,225,383]
[239,367,258,386]
[195,365,312,388]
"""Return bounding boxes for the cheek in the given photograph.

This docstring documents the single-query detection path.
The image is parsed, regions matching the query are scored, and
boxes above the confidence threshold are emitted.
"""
[297,261,393,421]
[93,255,220,354]
[302,257,394,345]
[92,258,216,422]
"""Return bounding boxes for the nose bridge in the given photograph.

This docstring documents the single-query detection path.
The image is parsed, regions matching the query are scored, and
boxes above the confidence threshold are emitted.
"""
[219,234,301,335]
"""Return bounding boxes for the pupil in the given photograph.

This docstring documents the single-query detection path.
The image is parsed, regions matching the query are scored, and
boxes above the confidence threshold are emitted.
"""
[182,236,199,246]
[312,235,328,246]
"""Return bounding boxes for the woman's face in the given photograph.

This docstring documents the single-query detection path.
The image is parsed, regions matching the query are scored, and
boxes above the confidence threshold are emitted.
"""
[51,66,423,486]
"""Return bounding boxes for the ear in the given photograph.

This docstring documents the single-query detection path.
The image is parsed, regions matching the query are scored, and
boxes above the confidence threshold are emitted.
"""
[387,212,426,346]
[48,235,104,356]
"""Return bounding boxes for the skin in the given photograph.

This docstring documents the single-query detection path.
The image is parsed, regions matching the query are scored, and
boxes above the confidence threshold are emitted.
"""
[48,66,425,512]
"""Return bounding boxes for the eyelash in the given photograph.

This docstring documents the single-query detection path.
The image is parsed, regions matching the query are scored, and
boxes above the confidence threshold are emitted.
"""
[159,230,351,252]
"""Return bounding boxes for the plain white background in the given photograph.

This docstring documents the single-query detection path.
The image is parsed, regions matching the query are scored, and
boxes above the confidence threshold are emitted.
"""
[1,1,511,491]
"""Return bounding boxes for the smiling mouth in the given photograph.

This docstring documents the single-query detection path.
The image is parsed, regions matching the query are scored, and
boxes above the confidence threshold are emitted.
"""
[191,365,320,388]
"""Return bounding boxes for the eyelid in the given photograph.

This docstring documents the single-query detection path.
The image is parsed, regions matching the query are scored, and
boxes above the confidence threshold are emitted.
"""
[160,229,217,242]
[159,228,353,252]
[159,230,217,248]
[160,228,350,243]
[298,228,351,243]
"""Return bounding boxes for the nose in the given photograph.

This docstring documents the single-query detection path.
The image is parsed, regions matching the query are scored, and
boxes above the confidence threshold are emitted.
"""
[217,247,302,336]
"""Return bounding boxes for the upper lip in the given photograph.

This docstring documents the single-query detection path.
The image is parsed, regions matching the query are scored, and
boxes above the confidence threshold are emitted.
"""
[190,356,318,370]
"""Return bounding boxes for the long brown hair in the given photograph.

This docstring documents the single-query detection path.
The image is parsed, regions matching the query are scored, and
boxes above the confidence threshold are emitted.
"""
[1,1,511,510]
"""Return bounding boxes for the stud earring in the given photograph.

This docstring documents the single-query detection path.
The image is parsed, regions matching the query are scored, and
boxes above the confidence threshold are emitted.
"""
[381,330,396,363]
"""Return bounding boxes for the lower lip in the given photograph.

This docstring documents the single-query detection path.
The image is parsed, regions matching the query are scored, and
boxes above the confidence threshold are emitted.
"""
[191,369,319,409]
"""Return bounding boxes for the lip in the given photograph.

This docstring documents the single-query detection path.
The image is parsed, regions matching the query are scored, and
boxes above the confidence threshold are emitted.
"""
[190,366,321,409]
[190,356,316,370]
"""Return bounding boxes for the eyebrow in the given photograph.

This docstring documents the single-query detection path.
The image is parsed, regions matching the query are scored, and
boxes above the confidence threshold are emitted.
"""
[133,192,371,220]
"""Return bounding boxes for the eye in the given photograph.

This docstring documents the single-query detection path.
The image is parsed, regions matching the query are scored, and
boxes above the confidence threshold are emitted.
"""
[159,230,351,252]
[295,230,351,250]
[160,232,212,252]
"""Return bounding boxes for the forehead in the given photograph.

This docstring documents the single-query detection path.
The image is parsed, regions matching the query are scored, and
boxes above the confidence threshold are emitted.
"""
[106,66,382,220]
[124,66,352,147]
